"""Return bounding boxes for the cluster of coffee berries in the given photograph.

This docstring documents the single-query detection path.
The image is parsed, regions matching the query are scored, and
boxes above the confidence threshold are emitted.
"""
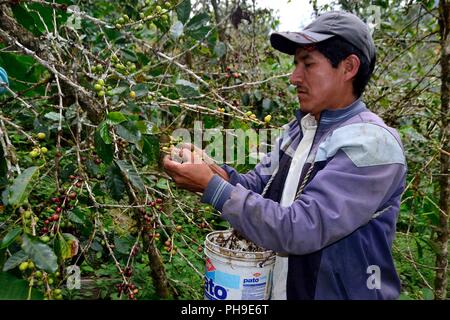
[163,239,177,255]
[116,282,139,300]
[147,232,161,242]
[245,110,257,120]
[224,66,240,79]
[91,63,104,74]
[39,190,77,235]
[115,14,130,30]
[29,132,49,159]
[148,198,163,211]
[19,260,35,272]
[69,174,84,188]
[93,78,109,97]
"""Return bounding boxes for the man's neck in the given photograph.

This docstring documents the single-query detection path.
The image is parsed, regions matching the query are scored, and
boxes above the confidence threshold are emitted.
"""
[312,95,358,120]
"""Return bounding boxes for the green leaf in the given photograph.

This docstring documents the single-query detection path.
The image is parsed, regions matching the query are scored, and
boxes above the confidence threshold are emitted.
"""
[97,121,112,144]
[1,227,22,249]
[12,2,70,37]
[115,160,145,192]
[54,232,71,262]
[398,293,413,300]
[7,166,39,207]
[0,272,43,300]
[176,0,191,24]
[262,98,272,110]
[107,112,127,124]
[0,53,46,91]
[11,5,39,35]
[114,235,134,255]
[109,86,128,96]
[141,135,160,165]
[253,90,262,101]
[186,12,209,31]
[116,121,142,145]
[106,164,125,201]
[135,120,155,135]
[44,112,63,122]
[63,233,79,258]
[185,13,210,40]
[2,250,28,272]
[421,288,434,300]
[131,83,148,98]
[214,41,227,58]
[67,207,87,225]
[121,48,138,62]
[94,129,113,164]
[21,234,57,273]
[85,159,100,177]
[176,79,200,98]
[156,178,169,190]
[170,21,184,39]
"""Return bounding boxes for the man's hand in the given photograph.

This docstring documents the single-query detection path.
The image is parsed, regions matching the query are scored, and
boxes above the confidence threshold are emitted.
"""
[163,152,215,193]
[177,143,230,182]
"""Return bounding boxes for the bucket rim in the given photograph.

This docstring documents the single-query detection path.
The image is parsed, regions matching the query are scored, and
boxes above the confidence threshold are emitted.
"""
[205,230,275,261]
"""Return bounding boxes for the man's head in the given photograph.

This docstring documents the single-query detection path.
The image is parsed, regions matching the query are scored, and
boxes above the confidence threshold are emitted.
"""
[270,11,376,116]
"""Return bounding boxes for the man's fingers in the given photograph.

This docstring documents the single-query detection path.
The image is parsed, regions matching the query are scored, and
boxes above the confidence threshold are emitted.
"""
[163,155,182,172]
[176,143,216,165]
[181,148,204,163]
[179,143,195,152]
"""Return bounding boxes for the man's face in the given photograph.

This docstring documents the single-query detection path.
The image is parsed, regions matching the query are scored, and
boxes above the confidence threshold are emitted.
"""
[290,47,346,118]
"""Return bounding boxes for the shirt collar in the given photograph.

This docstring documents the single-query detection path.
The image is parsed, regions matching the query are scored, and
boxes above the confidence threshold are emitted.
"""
[300,113,317,132]
[294,98,367,129]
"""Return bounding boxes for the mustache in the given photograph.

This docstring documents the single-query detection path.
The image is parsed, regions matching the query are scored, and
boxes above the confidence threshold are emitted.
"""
[291,83,308,93]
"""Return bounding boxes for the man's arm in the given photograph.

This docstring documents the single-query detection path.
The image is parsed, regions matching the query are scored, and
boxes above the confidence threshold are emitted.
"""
[202,150,406,254]
[178,133,285,195]
[201,123,407,254]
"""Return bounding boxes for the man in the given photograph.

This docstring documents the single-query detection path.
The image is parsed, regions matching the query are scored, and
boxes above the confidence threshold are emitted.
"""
[163,11,406,300]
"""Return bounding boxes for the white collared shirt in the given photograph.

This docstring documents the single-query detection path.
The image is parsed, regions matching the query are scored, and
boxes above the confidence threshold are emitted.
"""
[271,113,318,300]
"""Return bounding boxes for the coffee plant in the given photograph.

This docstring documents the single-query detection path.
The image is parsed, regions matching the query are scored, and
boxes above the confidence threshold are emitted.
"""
[0,0,295,300]
[0,0,448,300]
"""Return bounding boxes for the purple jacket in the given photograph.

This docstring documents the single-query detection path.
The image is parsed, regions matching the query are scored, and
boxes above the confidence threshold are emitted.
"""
[202,99,406,299]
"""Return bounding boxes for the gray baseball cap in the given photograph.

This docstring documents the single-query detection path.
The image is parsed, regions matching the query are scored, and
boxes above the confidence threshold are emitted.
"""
[270,11,376,63]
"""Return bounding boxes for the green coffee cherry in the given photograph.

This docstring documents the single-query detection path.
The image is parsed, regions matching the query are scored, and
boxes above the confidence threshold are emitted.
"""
[19,261,29,271]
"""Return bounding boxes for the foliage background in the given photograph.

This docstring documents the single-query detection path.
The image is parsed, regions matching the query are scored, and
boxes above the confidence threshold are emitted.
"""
[0,0,448,300]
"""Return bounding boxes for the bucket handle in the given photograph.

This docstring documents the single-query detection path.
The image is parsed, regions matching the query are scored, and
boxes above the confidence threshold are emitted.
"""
[258,252,275,268]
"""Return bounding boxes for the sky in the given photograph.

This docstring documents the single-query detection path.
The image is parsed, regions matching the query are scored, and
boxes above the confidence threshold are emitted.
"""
[256,0,335,31]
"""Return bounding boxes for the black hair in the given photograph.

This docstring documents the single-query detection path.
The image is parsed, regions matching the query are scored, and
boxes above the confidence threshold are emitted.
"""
[314,36,376,97]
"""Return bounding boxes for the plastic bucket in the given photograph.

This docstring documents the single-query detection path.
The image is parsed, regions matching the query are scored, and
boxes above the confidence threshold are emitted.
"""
[204,230,276,300]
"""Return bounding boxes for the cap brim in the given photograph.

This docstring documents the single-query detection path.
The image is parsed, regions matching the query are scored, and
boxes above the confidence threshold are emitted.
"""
[270,31,334,55]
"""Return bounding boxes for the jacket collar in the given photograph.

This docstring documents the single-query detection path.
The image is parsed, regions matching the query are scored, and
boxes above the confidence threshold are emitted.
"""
[294,98,367,130]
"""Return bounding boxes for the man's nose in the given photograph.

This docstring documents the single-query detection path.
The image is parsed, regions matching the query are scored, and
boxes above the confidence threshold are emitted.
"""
[290,65,303,86]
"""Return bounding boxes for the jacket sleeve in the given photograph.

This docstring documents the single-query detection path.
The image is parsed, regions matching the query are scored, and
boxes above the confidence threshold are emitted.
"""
[202,148,406,255]
[221,155,274,194]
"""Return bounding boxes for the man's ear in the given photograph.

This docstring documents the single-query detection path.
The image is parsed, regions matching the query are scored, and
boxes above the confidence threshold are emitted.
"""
[342,54,360,81]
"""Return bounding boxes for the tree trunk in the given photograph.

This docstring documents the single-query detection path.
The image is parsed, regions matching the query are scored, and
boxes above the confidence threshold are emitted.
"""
[122,176,170,299]
[142,238,170,298]
[435,0,449,300]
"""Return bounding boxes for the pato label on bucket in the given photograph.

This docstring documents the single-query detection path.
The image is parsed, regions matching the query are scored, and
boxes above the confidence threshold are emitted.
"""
[204,258,270,300]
